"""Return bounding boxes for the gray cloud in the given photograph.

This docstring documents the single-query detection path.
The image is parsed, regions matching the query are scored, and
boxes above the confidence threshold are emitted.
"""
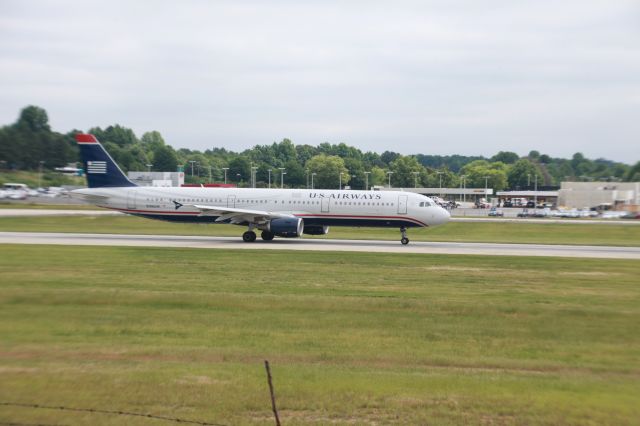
[1,0,639,162]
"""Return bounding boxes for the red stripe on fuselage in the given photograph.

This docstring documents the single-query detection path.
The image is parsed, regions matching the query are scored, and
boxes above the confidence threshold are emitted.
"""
[108,207,427,226]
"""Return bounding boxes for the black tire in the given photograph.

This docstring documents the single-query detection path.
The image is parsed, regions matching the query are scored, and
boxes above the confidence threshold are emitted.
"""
[261,231,275,241]
[242,231,257,242]
[401,237,409,245]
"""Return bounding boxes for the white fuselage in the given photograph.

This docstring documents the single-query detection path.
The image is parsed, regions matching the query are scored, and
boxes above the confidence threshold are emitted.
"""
[72,186,450,228]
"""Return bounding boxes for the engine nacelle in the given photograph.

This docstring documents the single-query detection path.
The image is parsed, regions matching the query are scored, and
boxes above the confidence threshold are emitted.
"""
[269,217,304,238]
[303,225,329,235]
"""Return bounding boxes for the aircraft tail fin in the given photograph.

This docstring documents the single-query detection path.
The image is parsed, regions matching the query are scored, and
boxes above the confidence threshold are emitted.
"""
[75,134,136,188]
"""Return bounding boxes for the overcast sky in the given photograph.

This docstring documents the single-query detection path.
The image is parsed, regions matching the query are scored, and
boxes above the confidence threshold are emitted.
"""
[1,0,639,162]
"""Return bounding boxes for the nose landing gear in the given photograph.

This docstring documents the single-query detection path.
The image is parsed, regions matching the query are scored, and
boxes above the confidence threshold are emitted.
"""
[400,227,409,245]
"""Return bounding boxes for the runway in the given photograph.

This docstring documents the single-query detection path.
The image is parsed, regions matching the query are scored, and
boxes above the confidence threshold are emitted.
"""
[1,231,639,259]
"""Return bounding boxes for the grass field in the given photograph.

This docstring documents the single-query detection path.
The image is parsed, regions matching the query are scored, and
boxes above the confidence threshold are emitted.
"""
[1,214,640,246]
[1,244,639,425]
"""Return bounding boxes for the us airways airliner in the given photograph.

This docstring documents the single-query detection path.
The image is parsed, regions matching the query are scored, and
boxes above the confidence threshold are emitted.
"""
[71,134,450,244]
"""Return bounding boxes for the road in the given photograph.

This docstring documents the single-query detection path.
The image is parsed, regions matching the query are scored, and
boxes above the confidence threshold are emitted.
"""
[1,231,639,259]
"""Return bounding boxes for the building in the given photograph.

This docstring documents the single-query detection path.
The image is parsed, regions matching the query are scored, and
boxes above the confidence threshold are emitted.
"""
[127,171,185,187]
[373,186,493,203]
[558,181,640,210]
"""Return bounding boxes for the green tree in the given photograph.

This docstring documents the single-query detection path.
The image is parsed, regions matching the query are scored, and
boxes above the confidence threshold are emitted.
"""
[507,159,542,189]
[389,156,424,187]
[16,105,50,132]
[141,131,166,152]
[490,151,519,164]
[460,160,508,191]
[152,145,178,172]
[305,154,348,189]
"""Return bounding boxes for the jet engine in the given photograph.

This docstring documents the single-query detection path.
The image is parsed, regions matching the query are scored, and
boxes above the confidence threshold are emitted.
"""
[268,217,304,238]
[303,225,329,235]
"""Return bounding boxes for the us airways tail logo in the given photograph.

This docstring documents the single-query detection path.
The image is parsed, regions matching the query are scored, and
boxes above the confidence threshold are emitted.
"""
[309,192,382,200]
[172,200,183,210]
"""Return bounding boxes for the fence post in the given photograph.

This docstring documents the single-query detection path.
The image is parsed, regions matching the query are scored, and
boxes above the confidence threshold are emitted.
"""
[264,360,281,426]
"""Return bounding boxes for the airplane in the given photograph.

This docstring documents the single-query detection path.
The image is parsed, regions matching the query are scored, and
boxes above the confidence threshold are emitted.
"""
[71,134,450,244]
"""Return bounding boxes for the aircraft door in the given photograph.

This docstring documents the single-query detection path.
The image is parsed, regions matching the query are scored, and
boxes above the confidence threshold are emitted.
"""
[227,195,236,208]
[127,191,137,209]
[397,195,408,214]
[321,198,330,213]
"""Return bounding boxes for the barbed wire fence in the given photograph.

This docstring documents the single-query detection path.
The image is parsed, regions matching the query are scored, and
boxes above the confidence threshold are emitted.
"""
[1,360,282,425]
[0,402,227,426]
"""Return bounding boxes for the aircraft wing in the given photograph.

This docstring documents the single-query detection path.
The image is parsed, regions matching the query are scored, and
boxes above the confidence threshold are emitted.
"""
[191,204,295,224]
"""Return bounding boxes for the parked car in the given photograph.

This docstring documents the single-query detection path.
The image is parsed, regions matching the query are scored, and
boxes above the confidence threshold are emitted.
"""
[488,207,504,217]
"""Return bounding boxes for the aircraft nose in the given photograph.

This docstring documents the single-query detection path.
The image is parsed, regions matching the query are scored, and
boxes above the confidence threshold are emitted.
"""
[436,206,450,226]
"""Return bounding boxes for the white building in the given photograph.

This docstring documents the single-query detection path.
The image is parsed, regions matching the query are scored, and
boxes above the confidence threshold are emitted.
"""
[558,181,640,209]
[127,171,185,187]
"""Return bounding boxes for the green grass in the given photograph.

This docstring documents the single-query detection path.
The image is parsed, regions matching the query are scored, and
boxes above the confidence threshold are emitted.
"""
[1,214,640,246]
[1,245,639,424]
[0,202,101,210]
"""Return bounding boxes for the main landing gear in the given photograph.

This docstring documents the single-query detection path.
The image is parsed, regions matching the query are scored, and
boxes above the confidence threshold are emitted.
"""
[242,225,275,242]
[400,227,409,245]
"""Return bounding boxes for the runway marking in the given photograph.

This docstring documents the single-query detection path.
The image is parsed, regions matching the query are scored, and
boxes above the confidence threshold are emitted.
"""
[1,232,639,259]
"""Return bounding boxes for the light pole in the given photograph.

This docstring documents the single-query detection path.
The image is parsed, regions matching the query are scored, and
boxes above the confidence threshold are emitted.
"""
[38,161,44,188]
[278,168,286,188]
[437,171,443,197]
[209,166,213,183]
[387,171,394,188]
[311,172,316,189]
[483,176,489,197]
[364,171,370,190]
[534,174,538,207]
[189,160,196,177]
[412,171,420,188]
[305,169,309,189]
[268,169,272,188]
[251,166,258,188]
[222,167,229,184]
[527,173,531,187]
[339,172,343,190]
[460,175,467,203]
[146,164,152,173]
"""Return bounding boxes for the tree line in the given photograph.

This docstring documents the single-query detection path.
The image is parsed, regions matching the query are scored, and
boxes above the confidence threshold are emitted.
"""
[1,105,638,190]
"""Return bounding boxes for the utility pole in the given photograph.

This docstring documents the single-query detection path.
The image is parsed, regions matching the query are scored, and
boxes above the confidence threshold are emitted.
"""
[387,171,394,188]
[38,161,44,188]
[268,169,272,188]
[251,166,258,188]
[364,171,370,190]
[460,175,467,203]
[305,169,309,189]
[311,172,316,190]
[222,167,229,184]
[534,174,538,207]
[189,160,196,177]
[278,168,285,188]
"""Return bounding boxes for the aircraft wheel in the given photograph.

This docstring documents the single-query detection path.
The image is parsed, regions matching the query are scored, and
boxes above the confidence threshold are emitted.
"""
[242,231,257,242]
[261,231,275,241]
[401,237,410,245]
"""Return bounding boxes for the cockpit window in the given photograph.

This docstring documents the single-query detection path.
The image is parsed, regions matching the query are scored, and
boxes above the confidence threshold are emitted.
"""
[419,202,424,207]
